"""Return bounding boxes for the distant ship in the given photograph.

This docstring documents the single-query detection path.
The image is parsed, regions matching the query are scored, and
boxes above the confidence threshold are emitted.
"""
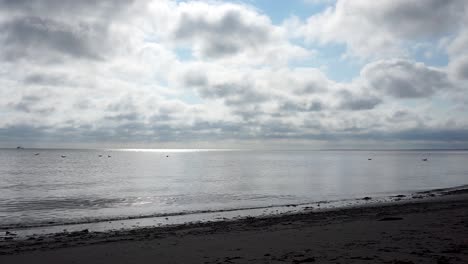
[16,146,24,149]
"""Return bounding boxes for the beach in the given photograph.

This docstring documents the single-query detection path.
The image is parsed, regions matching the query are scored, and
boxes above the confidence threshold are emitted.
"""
[2,0,468,263]
[1,190,467,264]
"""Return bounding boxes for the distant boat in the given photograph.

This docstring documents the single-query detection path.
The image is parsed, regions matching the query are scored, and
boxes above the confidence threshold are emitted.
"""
[34,153,40,156]
[61,155,66,158]
[368,158,372,160]
[16,146,24,149]
[107,155,111,158]
[98,155,102,157]
[422,158,428,161]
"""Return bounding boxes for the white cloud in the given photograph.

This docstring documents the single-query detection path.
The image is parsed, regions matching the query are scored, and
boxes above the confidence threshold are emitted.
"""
[145,1,311,66]
[447,17,468,81]
[295,0,466,59]
[361,59,452,98]
[0,0,467,147]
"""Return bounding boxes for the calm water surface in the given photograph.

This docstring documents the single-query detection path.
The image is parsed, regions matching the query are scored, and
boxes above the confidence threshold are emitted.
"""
[1,149,467,228]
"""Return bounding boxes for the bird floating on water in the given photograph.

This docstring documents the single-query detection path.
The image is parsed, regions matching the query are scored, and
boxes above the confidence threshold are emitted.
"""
[34,153,40,156]
[422,158,428,161]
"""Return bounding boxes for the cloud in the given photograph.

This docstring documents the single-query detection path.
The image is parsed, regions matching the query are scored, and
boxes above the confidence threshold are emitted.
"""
[361,59,452,98]
[448,23,468,80]
[280,100,323,112]
[0,16,106,62]
[23,73,71,86]
[338,90,381,110]
[0,0,132,16]
[296,0,466,58]
[0,0,466,148]
[0,0,144,63]
[303,0,336,5]
[450,56,468,80]
[153,1,310,65]
[173,4,272,58]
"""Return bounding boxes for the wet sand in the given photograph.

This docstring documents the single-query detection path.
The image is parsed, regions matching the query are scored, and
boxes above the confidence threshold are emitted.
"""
[1,192,468,263]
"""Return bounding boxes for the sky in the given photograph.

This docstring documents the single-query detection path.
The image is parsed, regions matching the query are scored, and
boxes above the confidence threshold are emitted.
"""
[0,0,468,149]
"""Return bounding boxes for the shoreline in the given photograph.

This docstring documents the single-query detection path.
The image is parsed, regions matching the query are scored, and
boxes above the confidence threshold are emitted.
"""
[1,187,467,263]
[2,185,467,238]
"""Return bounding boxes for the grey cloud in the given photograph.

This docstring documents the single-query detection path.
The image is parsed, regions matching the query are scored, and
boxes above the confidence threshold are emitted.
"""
[301,0,466,58]
[232,107,265,121]
[8,101,31,113]
[255,127,468,144]
[0,0,138,63]
[182,71,208,87]
[0,0,134,20]
[6,95,54,114]
[150,111,175,123]
[0,0,467,148]
[173,9,273,58]
[338,90,382,110]
[280,100,323,112]
[451,56,468,80]
[23,73,69,86]
[2,118,468,147]
[197,82,269,105]
[224,93,268,106]
[190,120,244,134]
[105,113,139,122]
[198,83,238,98]
[303,118,322,130]
[386,110,412,123]
[106,99,138,113]
[298,82,327,94]
[374,0,465,39]
[73,100,93,110]
[390,128,468,142]
[0,125,48,141]
[362,59,452,98]
[259,120,298,136]
[203,41,241,58]
[20,95,40,102]
[0,16,105,61]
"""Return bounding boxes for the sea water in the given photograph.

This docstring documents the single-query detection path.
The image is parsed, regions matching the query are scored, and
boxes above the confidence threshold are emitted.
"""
[1,149,467,231]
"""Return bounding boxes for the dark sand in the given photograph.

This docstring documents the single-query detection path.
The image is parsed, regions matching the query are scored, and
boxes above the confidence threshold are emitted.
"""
[1,192,468,263]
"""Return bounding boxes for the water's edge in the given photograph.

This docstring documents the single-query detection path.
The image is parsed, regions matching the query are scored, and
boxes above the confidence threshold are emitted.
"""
[2,184,467,239]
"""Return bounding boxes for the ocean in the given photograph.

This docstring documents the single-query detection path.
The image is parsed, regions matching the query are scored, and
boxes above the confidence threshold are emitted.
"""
[1,149,467,233]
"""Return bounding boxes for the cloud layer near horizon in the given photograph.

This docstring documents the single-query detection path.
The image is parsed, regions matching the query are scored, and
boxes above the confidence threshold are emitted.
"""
[0,0,467,148]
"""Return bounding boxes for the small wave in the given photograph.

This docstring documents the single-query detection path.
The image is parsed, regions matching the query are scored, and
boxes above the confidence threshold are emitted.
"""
[0,199,329,230]
[0,197,124,212]
[2,184,467,231]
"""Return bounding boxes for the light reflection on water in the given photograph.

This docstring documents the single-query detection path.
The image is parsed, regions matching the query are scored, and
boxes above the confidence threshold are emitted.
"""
[0,149,467,228]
